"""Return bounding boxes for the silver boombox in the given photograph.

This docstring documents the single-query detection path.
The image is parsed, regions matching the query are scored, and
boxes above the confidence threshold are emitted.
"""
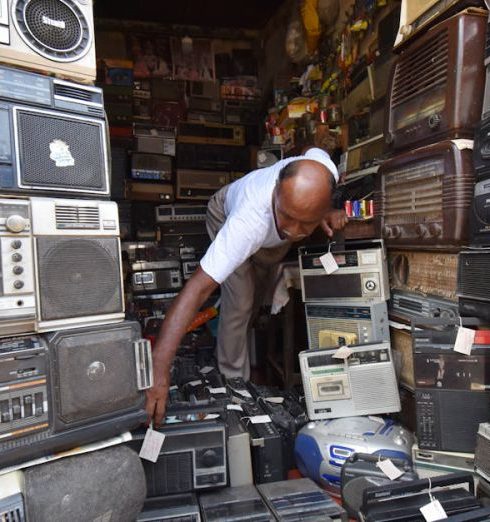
[299,341,400,420]
[299,240,390,304]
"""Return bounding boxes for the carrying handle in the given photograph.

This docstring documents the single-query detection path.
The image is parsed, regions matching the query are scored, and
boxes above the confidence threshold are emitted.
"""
[347,452,410,468]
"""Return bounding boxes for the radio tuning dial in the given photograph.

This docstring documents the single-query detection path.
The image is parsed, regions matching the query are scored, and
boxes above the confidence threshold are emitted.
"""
[11,240,22,250]
[416,224,429,238]
[11,253,22,262]
[400,24,412,37]
[429,223,442,237]
[391,226,401,238]
[12,266,23,275]
[6,215,28,233]
[428,113,441,129]
[13,280,24,290]
[201,449,218,467]
[365,280,377,291]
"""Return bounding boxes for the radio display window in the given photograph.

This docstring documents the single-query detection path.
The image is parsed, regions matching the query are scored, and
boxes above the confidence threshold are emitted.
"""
[304,274,362,300]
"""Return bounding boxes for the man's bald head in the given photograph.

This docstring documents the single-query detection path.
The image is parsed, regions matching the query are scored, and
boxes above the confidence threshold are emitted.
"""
[273,159,334,241]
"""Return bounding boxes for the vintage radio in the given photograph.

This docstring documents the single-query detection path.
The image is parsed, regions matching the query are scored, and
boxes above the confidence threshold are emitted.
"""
[133,124,176,156]
[223,99,261,126]
[187,110,223,124]
[295,417,414,493]
[394,0,485,50]
[299,240,389,304]
[386,10,486,151]
[390,289,459,324]
[240,402,285,484]
[348,99,385,147]
[0,322,151,468]
[413,444,476,479]
[257,478,348,522]
[178,122,245,147]
[475,423,490,481]
[389,249,459,300]
[129,420,228,496]
[360,473,481,522]
[0,197,124,336]
[105,102,133,126]
[0,66,109,197]
[226,409,254,487]
[131,260,182,294]
[304,302,389,351]
[413,321,490,452]
[177,143,251,171]
[151,78,185,101]
[131,153,172,182]
[155,204,208,223]
[299,342,400,420]
[176,169,229,201]
[0,471,24,521]
[389,326,415,390]
[458,249,490,320]
[152,100,185,128]
[188,97,221,113]
[125,180,174,202]
[199,484,273,522]
[138,494,201,522]
[341,453,418,519]
[102,85,132,104]
[473,117,490,180]
[375,140,475,249]
[471,178,490,246]
[346,136,385,173]
[0,0,96,83]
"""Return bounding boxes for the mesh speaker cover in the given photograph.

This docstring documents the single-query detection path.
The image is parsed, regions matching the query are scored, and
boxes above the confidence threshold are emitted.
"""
[16,109,107,193]
[37,237,122,321]
[49,322,142,425]
[144,452,194,496]
[13,0,91,61]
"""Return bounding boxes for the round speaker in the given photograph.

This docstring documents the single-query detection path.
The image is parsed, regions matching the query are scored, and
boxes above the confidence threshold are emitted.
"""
[13,0,92,62]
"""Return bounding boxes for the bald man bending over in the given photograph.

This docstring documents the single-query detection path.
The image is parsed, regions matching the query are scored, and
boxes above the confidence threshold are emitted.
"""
[146,147,347,424]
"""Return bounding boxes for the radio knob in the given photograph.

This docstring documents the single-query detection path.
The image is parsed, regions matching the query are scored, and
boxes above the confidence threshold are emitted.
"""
[428,113,441,129]
[365,280,377,291]
[416,224,429,238]
[382,226,392,239]
[391,225,401,238]
[11,240,22,250]
[201,449,218,467]
[12,266,23,275]
[429,223,442,237]
[6,215,28,233]
[11,253,22,262]
[13,280,24,290]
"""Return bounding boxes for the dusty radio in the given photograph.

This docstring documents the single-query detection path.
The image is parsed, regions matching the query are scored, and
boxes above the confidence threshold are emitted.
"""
[458,249,490,320]
[137,494,201,522]
[386,9,486,151]
[130,260,183,294]
[0,322,151,468]
[390,289,459,324]
[299,341,400,420]
[130,153,172,182]
[412,444,476,479]
[0,66,109,197]
[177,122,245,147]
[176,169,229,201]
[133,124,176,156]
[0,197,124,336]
[223,99,261,126]
[375,140,475,249]
[299,240,389,304]
[346,136,385,173]
[413,320,490,452]
[304,302,389,351]
[176,143,251,172]
[125,180,174,202]
[389,326,415,390]
[388,249,459,301]
[155,204,208,223]
[471,178,490,246]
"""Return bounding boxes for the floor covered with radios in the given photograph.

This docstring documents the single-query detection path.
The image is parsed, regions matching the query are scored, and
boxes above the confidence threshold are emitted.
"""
[2,0,490,521]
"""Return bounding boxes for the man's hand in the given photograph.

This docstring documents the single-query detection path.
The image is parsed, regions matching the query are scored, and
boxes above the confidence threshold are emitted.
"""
[320,209,349,237]
[145,364,171,427]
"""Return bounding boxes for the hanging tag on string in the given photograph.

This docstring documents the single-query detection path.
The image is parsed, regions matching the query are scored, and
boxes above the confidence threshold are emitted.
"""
[454,321,475,356]
[139,425,165,463]
[420,477,448,521]
[332,345,353,359]
[376,458,404,480]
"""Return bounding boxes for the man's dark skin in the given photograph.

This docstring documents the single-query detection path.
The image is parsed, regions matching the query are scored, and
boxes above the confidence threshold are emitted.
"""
[145,160,347,425]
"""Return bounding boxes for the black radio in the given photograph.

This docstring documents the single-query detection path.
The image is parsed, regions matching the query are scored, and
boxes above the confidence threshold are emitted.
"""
[471,178,490,246]
[0,66,109,197]
[413,319,490,452]
[458,250,490,321]
[176,143,251,172]
[473,116,490,181]
[0,322,152,468]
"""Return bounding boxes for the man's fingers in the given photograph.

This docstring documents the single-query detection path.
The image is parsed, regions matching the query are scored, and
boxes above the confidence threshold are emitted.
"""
[320,220,334,237]
[154,397,166,428]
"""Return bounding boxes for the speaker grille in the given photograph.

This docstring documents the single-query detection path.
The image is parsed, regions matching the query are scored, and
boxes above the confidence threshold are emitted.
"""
[14,0,91,61]
[37,237,122,321]
[51,324,141,425]
[16,109,107,193]
[145,452,194,496]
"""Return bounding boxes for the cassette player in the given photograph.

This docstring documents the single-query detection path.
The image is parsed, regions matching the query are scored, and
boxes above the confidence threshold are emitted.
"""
[299,240,389,304]
[299,341,400,420]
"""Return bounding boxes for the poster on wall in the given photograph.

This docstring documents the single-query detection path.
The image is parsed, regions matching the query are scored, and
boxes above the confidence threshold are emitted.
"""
[171,38,215,81]
[128,34,173,79]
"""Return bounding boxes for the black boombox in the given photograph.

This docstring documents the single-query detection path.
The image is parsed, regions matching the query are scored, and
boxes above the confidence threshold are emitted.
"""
[458,249,490,321]
[0,66,110,197]
[0,322,152,468]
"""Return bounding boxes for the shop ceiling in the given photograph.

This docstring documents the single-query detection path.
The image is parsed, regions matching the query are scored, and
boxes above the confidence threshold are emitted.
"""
[94,0,287,30]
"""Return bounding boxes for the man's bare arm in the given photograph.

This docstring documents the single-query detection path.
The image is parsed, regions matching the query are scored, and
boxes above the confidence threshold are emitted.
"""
[145,266,219,425]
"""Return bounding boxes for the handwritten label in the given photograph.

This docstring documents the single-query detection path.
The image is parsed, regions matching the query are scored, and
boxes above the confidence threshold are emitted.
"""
[139,428,165,463]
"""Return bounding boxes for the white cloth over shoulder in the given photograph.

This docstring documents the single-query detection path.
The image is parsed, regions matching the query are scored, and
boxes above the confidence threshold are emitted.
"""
[200,148,337,284]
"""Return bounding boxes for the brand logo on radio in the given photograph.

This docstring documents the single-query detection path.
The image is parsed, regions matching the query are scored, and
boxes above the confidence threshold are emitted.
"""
[49,140,74,167]
[42,16,66,29]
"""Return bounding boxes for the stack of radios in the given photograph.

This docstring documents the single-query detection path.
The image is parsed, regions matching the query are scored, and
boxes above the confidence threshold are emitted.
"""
[0,0,153,485]
[372,0,490,481]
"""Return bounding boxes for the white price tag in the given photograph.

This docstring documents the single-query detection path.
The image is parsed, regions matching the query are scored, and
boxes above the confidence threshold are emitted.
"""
[187,380,202,387]
[332,346,353,359]
[376,458,404,480]
[207,387,227,394]
[420,500,448,521]
[319,252,339,275]
[235,389,252,399]
[204,413,220,420]
[454,326,475,355]
[200,366,214,374]
[169,385,178,391]
[368,416,385,424]
[265,397,285,404]
[250,415,272,424]
[139,428,166,463]
[227,404,243,411]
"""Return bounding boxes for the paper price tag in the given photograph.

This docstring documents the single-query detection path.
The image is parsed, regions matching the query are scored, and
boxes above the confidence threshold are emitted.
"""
[187,380,202,387]
[250,415,272,424]
[227,404,243,411]
[265,397,285,404]
[332,346,353,359]
[139,428,165,463]
[204,413,220,420]
[454,326,475,356]
[200,366,214,374]
[376,458,404,480]
[235,389,252,399]
[169,385,178,391]
[420,500,448,521]
[207,387,227,394]
[319,252,339,275]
